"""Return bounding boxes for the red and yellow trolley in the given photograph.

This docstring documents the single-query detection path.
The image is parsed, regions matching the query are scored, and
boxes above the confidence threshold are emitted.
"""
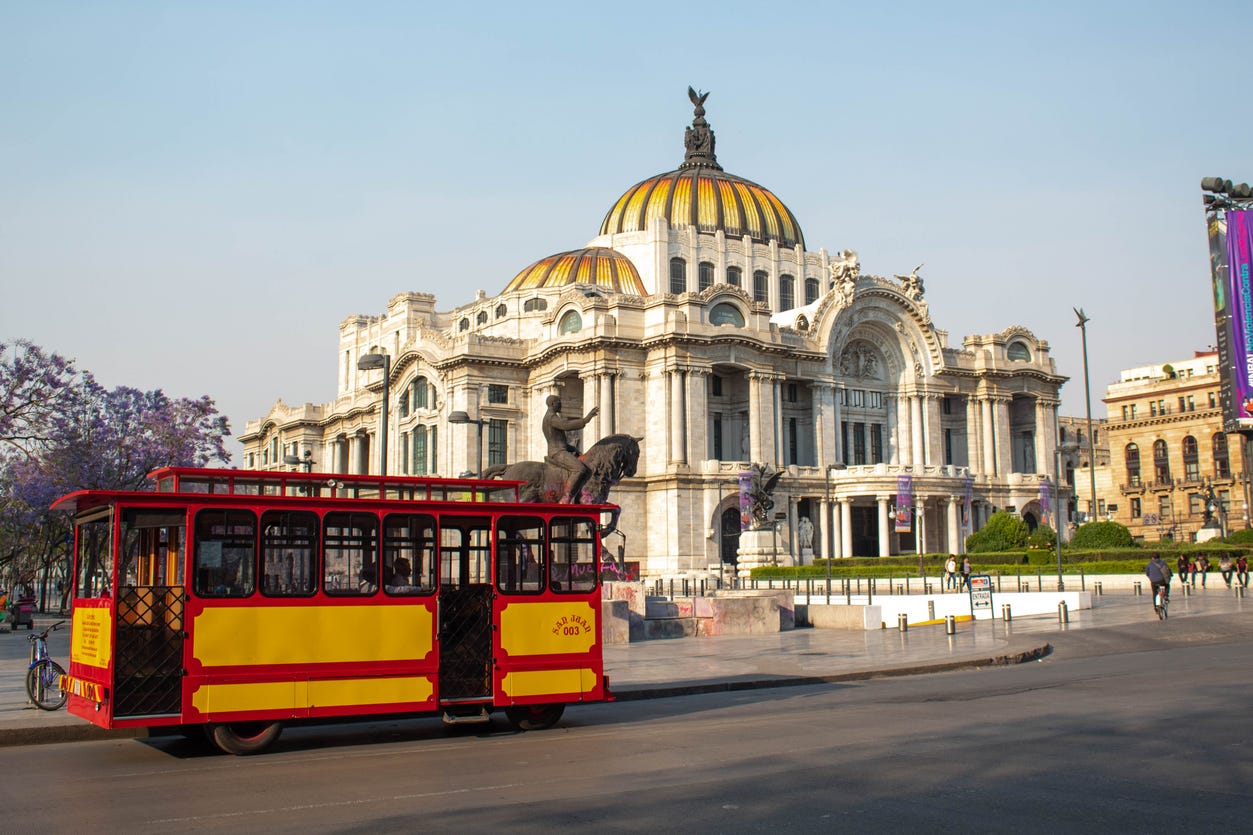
[53,467,614,754]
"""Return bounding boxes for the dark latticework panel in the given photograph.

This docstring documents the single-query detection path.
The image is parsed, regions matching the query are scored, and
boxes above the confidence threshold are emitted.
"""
[438,586,493,701]
[114,586,185,717]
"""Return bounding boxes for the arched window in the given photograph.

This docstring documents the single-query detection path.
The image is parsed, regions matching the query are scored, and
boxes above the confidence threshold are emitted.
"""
[495,303,507,318]
[1153,439,1170,484]
[459,318,469,332]
[1007,342,1032,361]
[726,266,742,287]
[804,277,820,305]
[413,376,429,410]
[752,270,768,303]
[476,310,487,325]
[523,298,547,312]
[698,261,714,291]
[1182,435,1199,480]
[669,257,687,294]
[1214,433,1231,478]
[559,310,582,334]
[1125,443,1140,487]
[709,303,745,327]
[779,274,795,310]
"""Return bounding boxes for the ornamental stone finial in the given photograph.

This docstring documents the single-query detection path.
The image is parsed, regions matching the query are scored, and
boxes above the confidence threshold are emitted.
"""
[682,86,722,170]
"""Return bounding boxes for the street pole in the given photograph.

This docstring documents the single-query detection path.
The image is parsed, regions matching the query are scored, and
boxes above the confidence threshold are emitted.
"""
[1074,308,1097,524]
[1055,442,1079,591]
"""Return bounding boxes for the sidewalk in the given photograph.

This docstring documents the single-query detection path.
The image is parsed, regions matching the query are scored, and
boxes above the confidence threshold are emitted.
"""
[2,588,1250,747]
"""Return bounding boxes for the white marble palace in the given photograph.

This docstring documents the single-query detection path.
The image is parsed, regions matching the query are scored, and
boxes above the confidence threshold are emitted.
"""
[241,89,1070,577]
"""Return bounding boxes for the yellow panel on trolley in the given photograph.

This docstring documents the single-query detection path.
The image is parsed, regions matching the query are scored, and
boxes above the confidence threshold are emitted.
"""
[71,608,114,669]
[498,601,598,656]
[191,676,434,713]
[500,668,597,698]
[193,606,434,667]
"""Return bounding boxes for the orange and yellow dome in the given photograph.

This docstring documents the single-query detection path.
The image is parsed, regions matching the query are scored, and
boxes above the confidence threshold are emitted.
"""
[504,247,646,295]
[599,168,805,250]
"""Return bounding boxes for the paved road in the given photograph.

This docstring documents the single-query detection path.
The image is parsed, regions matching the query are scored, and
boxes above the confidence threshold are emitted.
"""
[0,594,1250,832]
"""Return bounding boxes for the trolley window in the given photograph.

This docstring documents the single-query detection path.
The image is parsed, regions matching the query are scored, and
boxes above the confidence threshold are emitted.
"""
[382,513,436,595]
[120,509,185,588]
[260,510,318,597]
[440,516,491,587]
[75,510,114,599]
[193,509,257,597]
[496,516,546,594]
[549,516,597,593]
[324,511,379,595]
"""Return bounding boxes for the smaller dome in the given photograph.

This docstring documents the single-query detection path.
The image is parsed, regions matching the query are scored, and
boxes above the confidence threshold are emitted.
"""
[504,247,646,296]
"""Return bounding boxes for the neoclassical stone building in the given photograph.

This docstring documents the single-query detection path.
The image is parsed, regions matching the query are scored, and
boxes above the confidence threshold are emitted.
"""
[241,91,1070,576]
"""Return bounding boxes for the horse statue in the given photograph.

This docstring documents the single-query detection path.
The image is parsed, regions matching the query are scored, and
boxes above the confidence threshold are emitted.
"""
[481,434,642,537]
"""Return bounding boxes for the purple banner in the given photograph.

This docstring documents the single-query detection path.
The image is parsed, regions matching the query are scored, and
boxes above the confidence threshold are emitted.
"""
[962,477,972,529]
[895,474,913,533]
[738,471,754,530]
[1040,480,1051,517]
[1212,210,1253,431]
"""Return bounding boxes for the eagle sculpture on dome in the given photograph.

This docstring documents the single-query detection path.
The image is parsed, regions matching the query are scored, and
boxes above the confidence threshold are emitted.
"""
[688,86,710,112]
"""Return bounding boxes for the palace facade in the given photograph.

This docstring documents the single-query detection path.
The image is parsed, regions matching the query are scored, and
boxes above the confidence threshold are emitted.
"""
[241,91,1071,576]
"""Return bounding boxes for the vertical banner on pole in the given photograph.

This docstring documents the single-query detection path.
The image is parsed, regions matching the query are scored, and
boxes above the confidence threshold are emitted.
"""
[738,471,754,530]
[962,476,973,531]
[1212,209,1253,432]
[895,475,913,533]
[1040,480,1052,517]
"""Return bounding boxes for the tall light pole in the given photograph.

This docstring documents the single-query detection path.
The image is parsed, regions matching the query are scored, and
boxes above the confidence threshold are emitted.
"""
[1054,441,1080,591]
[357,352,391,475]
[448,411,486,476]
[1074,308,1097,523]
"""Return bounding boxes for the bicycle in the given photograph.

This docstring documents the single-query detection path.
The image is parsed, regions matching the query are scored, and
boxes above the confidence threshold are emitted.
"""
[26,620,67,710]
[1153,586,1169,621]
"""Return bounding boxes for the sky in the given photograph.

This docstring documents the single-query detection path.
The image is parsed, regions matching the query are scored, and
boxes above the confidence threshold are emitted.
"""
[4,1,1251,463]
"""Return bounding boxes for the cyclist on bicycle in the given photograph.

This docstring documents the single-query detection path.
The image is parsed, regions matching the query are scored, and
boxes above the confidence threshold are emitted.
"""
[1146,554,1172,610]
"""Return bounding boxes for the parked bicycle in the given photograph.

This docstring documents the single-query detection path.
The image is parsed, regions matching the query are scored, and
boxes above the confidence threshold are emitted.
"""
[26,620,67,710]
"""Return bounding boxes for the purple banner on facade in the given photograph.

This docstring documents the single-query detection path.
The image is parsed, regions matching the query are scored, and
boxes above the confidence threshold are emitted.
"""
[1040,480,1051,517]
[895,474,913,533]
[962,477,973,529]
[739,471,754,530]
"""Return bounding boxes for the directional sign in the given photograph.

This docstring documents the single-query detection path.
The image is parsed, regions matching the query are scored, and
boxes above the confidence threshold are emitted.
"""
[968,574,993,614]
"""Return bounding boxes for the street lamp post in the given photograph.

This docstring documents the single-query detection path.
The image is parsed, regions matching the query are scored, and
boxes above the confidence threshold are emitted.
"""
[357,352,391,476]
[824,464,846,585]
[283,451,315,472]
[1054,441,1080,591]
[1074,308,1097,524]
[448,411,486,477]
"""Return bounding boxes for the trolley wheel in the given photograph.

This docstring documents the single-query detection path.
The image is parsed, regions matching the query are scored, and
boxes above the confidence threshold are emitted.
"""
[209,720,284,755]
[505,703,565,731]
[25,660,67,710]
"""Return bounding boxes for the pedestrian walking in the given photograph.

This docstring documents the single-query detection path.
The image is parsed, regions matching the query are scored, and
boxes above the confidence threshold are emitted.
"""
[944,556,958,590]
[960,556,972,591]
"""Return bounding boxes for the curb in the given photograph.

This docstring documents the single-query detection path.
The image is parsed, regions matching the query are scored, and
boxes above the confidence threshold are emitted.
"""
[609,642,1053,701]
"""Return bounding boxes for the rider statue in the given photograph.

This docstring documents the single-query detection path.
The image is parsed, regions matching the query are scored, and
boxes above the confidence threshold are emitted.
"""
[542,395,600,503]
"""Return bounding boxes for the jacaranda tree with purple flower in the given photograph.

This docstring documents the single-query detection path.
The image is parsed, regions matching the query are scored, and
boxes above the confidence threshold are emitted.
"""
[1,342,231,610]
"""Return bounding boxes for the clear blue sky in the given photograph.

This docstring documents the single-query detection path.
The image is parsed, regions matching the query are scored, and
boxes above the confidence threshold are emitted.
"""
[4,1,1250,461]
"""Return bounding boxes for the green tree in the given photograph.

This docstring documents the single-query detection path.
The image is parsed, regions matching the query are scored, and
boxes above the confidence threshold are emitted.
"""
[1070,520,1134,549]
[966,510,1029,552]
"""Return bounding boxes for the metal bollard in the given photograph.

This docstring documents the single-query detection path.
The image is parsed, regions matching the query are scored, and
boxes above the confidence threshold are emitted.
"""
[896,584,904,595]
[1237,586,1246,599]
[1182,584,1191,597]
[1094,581,1103,596]
[925,583,934,594]
[1058,601,1069,624]
[898,613,908,632]
[1133,581,1142,596]
[927,600,936,620]
[1002,603,1012,623]
[944,615,956,635]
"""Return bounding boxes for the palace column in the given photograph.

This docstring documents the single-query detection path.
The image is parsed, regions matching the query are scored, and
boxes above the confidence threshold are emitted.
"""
[748,372,766,463]
[994,397,1013,476]
[832,383,845,465]
[686,368,709,464]
[947,495,962,554]
[841,498,853,557]
[877,495,892,557]
[926,394,944,467]
[885,394,899,464]
[965,394,982,475]
[772,376,784,464]
[599,370,616,438]
[910,395,925,468]
[981,396,997,476]
[815,383,834,467]
[669,367,686,465]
